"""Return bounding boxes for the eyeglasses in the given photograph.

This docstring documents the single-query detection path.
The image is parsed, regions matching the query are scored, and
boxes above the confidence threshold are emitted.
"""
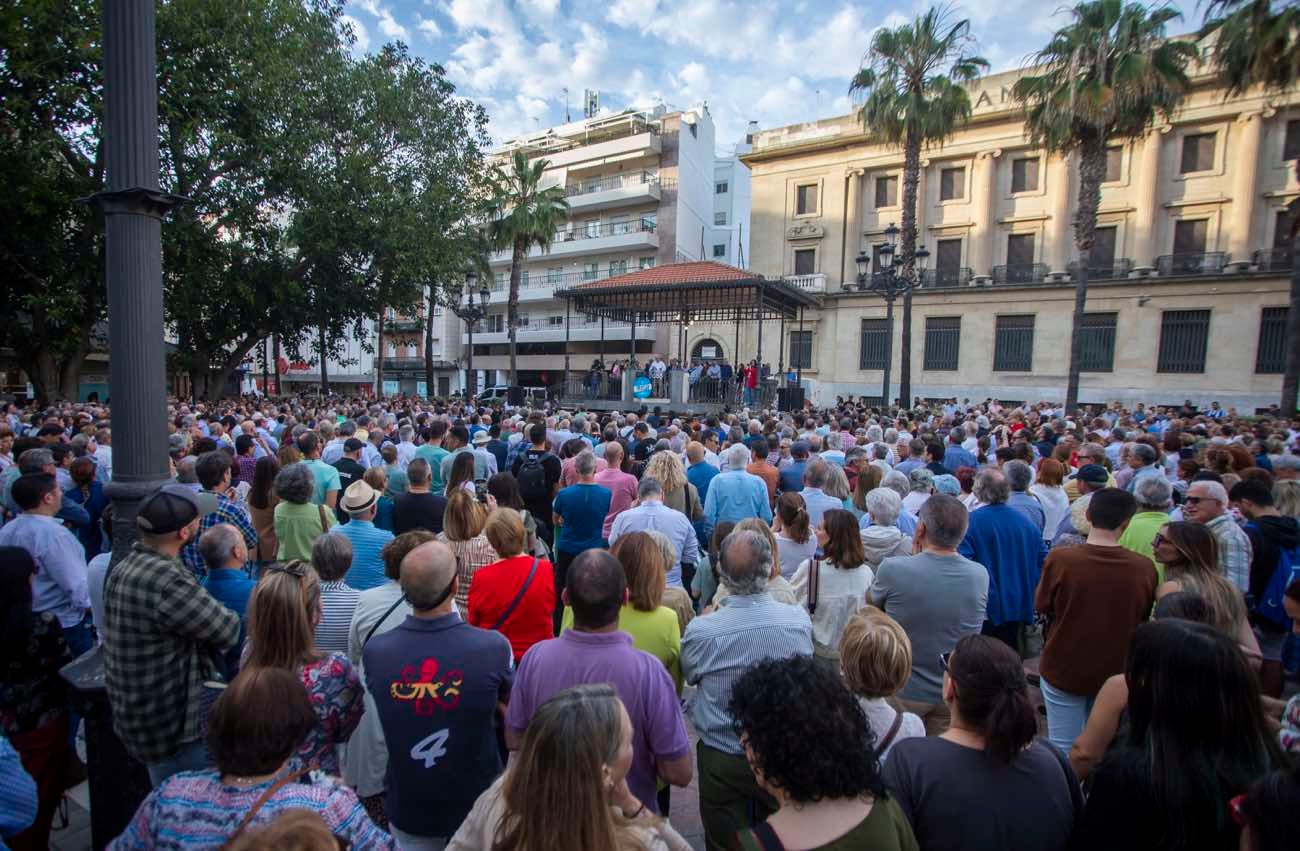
[939,651,952,672]
[1183,496,1220,506]
[1152,533,1168,547]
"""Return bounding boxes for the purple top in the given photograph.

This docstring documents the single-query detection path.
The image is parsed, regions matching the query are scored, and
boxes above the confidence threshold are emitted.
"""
[505,630,690,813]
[293,652,364,775]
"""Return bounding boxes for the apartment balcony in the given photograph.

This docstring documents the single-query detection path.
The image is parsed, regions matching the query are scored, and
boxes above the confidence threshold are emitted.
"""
[785,273,827,293]
[919,267,974,288]
[381,357,426,376]
[539,130,661,170]
[489,218,659,264]
[461,318,656,346]
[1252,248,1293,272]
[992,263,1050,285]
[485,267,657,303]
[1155,252,1228,276]
[565,172,661,213]
[1066,259,1133,281]
[385,318,423,333]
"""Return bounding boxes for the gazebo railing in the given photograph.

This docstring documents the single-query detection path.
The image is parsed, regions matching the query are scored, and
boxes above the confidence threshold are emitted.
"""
[689,376,740,405]
[564,371,622,401]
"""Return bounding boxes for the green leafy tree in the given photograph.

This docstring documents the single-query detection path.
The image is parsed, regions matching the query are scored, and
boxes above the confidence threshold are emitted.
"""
[850,6,987,406]
[1202,0,1300,410]
[0,0,105,402]
[485,151,570,384]
[1014,0,1194,412]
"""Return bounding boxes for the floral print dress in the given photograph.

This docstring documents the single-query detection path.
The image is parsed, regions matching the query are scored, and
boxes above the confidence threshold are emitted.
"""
[1,612,73,736]
[292,652,364,775]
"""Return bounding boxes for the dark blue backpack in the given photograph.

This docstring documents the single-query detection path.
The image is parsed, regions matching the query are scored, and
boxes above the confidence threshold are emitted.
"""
[1246,521,1300,630]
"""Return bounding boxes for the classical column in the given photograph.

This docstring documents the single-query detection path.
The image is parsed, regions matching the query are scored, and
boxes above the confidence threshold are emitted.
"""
[1048,152,1074,277]
[87,0,181,564]
[1228,110,1268,268]
[1133,126,1170,273]
[969,149,1002,277]
[841,168,864,289]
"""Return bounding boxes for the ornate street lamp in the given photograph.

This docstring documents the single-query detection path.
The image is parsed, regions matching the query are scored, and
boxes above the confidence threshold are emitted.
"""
[451,267,490,396]
[855,223,929,408]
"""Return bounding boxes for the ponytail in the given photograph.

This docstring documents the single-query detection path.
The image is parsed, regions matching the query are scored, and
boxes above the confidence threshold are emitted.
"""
[982,686,1037,764]
[947,634,1036,764]
[777,493,811,544]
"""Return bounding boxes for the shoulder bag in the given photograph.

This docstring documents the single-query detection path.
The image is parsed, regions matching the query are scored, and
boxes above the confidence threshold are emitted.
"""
[491,558,540,631]
[219,764,334,849]
[363,595,408,647]
[876,710,905,754]
[806,557,821,616]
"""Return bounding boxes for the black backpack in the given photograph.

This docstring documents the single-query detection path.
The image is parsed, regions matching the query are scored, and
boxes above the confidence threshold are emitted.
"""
[518,452,552,503]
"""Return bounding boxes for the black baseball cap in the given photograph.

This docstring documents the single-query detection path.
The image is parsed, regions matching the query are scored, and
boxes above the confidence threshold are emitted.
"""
[1076,464,1109,486]
[135,485,218,534]
[343,438,365,453]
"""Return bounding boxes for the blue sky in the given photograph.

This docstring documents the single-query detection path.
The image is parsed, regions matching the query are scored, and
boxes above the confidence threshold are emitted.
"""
[342,0,1203,153]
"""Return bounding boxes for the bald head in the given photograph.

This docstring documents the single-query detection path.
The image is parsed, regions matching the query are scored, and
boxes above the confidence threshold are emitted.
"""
[400,540,458,612]
[566,549,627,630]
[686,441,705,464]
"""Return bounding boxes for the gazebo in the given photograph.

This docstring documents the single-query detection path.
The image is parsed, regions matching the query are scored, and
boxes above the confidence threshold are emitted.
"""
[553,260,820,410]
[554,259,818,371]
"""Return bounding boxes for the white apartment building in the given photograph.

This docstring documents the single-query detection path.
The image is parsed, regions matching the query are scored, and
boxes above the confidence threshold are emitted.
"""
[468,103,741,388]
[709,122,754,266]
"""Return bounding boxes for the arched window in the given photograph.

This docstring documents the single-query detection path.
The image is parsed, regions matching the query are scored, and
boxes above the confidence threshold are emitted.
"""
[691,339,724,362]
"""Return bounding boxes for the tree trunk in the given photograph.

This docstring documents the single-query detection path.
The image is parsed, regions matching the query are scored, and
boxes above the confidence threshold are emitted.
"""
[1066,138,1108,414]
[898,130,921,407]
[58,356,83,402]
[1284,233,1300,412]
[27,350,58,406]
[273,335,282,396]
[424,285,435,397]
[376,312,385,398]
[318,324,330,397]
[508,237,525,385]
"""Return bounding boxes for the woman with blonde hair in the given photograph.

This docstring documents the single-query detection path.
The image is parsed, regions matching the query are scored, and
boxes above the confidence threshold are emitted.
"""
[1273,480,1300,518]
[277,442,302,469]
[641,450,702,523]
[448,684,690,851]
[823,463,853,510]
[839,608,925,760]
[438,489,499,615]
[773,492,816,580]
[851,463,884,520]
[1153,521,1260,659]
[245,561,363,775]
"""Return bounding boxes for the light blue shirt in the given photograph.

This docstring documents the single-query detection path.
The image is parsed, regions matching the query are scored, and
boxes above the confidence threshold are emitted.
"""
[682,593,812,753]
[334,519,395,591]
[798,487,843,528]
[703,470,773,526]
[302,459,342,506]
[0,513,90,628]
[608,500,699,585]
[439,447,493,488]
[860,511,918,536]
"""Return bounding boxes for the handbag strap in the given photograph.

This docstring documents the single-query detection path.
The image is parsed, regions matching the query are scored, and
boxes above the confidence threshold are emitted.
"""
[491,558,539,631]
[745,821,787,851]
[221,765,315,849]
[806,558,821,615]
[364,594,407,647]
[877,709,906,754]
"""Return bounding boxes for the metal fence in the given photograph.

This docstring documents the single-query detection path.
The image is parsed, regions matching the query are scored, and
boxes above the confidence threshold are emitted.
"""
[564,372,623,401]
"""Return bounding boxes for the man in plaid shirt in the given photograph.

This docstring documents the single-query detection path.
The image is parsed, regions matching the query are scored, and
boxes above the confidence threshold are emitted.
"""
[180,450,258,578]
[104,485,240,784]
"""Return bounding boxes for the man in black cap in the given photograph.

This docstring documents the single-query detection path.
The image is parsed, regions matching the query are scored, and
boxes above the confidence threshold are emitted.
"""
[103,485,241,784]
[332,437,368,522]
[1052,464,1111,544]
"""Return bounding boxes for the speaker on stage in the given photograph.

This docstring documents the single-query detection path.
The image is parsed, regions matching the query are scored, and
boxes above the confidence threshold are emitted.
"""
[507,385,525,406]
[777,386,804,411]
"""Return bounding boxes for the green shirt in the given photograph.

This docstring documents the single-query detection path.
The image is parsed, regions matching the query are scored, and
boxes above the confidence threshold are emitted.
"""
[415,445,449,494]
[274,500,336,562]
[1118,510,1169,584]
[561,604,682,694]
[735,796,918,851]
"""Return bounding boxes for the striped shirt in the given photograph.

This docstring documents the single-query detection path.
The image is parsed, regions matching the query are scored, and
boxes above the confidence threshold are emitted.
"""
[1206,513,1253,593]
[106,769,394,850]
[316,580,361,655]
[681,592,812,754]
[333,520,394,592]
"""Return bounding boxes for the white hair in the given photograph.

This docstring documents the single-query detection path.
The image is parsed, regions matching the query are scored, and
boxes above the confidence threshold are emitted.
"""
[864,487,902,526]
[724,443,751,470]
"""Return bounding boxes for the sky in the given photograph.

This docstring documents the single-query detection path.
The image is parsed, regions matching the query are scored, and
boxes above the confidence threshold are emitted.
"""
[341,0,1204,155]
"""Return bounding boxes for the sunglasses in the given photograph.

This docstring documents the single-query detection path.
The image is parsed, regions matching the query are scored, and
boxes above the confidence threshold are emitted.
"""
[1152,532,1169,547]
[939,651,952,672]
[1183,496,1219,506]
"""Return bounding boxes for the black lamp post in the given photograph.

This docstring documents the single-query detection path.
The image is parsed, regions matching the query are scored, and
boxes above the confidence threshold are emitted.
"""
[452,268,490,396]
[855,223,929,408]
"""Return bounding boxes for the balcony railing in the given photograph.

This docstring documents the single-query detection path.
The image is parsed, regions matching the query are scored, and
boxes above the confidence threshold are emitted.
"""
[565,171,659,197]
[1067,259,1133,281]
[992,263,1049,285]
[385,318,423,333]
[564,372,623,401]
[552,218,657,243]
[1253,248,1293,272]
[785,273,827,292]
[489,266,656,293]
[920,267,973,288]
[381,357,426,373]
[1156,252,1228,276]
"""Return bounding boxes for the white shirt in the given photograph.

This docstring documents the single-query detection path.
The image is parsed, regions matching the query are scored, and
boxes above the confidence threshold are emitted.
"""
[396,441,417,468]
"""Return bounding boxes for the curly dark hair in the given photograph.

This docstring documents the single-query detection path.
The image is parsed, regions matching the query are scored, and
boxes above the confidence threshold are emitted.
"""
[728,655,886,804]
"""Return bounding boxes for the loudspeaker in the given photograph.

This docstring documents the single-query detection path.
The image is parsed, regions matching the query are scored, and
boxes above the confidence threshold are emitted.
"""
[777,386,804,411]
[507,385,525,405]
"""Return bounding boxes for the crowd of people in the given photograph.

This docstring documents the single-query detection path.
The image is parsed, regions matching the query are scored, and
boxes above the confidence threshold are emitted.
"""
[0,392,1298,850]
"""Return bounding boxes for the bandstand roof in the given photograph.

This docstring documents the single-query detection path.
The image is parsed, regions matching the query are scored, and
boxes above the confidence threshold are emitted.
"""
[554,260,818,322]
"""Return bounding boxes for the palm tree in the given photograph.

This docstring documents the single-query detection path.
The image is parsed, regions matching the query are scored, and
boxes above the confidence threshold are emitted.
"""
[485,151,569,385]
[1014,0,1194,413]
[850,6,988,407]
[1202,0,1300,410]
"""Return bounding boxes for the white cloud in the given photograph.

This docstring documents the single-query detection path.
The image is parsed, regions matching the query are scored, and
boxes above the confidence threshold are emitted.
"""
[339,14,371,52]
[353,0,382,16]
[417,16,440,40]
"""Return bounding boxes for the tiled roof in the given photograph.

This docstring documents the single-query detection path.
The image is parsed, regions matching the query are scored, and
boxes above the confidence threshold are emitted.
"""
[572,260,759,289]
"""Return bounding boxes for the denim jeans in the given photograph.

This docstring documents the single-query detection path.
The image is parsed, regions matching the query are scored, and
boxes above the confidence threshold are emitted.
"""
[1040,676,1094,754]
[146,739,210,786]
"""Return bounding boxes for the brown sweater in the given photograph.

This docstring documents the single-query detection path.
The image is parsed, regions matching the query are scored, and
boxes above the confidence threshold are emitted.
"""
[1035,543,1157,696]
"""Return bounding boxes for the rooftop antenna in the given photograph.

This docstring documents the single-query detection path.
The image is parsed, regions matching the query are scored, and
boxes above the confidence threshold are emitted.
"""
[562,87,571,123]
